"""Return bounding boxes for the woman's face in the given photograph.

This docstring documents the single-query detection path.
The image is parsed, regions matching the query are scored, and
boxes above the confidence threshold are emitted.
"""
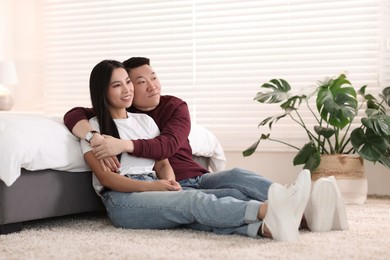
[107,68,134,113]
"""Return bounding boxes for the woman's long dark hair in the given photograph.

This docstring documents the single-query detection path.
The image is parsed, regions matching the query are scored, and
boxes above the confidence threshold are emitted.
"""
[89,60,125,161]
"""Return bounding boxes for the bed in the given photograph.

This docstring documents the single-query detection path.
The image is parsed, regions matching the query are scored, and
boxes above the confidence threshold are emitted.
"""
[0,113,225,234]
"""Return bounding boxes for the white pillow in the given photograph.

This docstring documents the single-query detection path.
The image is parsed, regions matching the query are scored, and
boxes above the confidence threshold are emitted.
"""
[189,123,226,172]
[0,113,89,187]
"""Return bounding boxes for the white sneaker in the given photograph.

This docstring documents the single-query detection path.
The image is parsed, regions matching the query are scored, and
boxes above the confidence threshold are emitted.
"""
[305,178,337,232]
[263,183,298,242]
[328,176,349,230]
[286,169,312,230]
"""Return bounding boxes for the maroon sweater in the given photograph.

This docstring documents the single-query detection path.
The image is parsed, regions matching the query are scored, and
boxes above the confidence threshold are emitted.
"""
[63,95,209,181]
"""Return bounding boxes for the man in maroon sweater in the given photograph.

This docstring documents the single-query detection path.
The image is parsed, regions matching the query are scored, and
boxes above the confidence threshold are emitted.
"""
[64,57,273,201]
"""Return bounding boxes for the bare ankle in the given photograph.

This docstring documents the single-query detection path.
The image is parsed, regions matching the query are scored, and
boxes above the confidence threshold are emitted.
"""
[258,202,268,219]
[259,223,272,238]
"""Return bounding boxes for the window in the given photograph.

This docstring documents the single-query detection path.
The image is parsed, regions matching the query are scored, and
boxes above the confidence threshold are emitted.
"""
[39,0,389,151]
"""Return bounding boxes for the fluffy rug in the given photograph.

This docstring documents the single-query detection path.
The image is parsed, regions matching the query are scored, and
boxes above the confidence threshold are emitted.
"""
[1,197,390,260]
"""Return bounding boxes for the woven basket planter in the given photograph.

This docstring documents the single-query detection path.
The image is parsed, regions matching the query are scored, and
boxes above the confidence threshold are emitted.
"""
[312,154,367,204]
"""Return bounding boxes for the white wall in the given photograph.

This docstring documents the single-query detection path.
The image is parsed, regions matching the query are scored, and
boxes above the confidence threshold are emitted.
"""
[1,0,42,112]
[12,0,43,112]
[0,0,12,61]
[225,151,390,196]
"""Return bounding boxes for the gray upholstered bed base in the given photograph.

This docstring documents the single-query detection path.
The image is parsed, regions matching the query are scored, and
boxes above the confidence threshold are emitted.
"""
[0,169,104,234]
[0,156,209,234]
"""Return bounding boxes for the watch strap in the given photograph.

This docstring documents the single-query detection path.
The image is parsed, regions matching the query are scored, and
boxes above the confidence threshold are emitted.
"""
[85,130,99,143]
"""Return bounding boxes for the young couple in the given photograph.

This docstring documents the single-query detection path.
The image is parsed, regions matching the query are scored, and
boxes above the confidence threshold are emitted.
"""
[64,58,348,241]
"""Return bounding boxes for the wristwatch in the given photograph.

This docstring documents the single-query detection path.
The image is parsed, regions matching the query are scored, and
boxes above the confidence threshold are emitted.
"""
[85,130,99,143]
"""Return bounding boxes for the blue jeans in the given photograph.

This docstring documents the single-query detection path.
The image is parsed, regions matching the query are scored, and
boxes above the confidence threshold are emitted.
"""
[100,174,263,238]
[179,167,272,202]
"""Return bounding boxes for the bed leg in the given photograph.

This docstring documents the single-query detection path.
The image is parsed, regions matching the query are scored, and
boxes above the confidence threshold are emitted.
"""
[0,222,22,235]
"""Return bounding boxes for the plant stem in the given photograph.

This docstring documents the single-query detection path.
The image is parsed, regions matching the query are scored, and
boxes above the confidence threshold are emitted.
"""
[334,127,340,152]
[344,147,355,154]
[306,100,321,124]
[267,137,301,150]
[290,110,315,141]
[339,136,351,153]
[323,121,333,154]
[338,121,353,153]
[305,98,331,154]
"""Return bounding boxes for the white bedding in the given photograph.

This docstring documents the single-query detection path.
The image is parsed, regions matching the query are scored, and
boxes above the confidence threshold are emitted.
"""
[0,114,225,187]
[189,123,226,172]
[0,114,89,186]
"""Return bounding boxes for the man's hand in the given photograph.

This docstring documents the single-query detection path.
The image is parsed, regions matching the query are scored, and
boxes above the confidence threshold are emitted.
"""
[91,135,124,159]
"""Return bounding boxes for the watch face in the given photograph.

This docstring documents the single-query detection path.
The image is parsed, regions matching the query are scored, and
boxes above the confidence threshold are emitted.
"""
[86,132,94,142]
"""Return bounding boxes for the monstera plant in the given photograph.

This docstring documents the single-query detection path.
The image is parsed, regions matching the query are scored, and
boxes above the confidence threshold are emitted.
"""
[243,73,390,172]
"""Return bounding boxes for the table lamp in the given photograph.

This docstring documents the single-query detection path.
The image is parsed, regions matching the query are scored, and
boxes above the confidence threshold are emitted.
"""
[0,61,18,110]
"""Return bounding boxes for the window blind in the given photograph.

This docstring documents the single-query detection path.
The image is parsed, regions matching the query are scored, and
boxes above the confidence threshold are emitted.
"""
[38,0,388,152]
[380,0,390,86]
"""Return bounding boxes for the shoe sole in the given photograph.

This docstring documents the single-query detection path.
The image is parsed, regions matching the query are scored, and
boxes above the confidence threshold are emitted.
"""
[328,176,349,230]
[266,183,299,241]
[292,169,312,229]
[308,179,337,232]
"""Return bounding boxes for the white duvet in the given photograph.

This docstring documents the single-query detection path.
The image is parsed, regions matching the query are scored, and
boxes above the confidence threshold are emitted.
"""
[0,114,90,186]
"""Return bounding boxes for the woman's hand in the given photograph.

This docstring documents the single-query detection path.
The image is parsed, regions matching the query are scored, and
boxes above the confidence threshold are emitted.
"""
[148,180,182,191]
[99,157,121,173]
[89,134,121,172]
[168,180,182,191]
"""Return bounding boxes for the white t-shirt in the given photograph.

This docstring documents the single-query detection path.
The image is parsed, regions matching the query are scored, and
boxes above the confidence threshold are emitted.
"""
[80,112,160,193]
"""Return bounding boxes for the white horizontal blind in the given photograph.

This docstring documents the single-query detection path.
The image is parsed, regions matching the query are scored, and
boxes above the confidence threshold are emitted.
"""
[38,0,387,152]
[190,0,381,152]
[39,0,194,114]
[380,0,390,87]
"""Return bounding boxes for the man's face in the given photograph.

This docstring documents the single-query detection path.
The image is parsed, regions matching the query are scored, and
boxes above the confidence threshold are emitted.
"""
[129,64,161,111]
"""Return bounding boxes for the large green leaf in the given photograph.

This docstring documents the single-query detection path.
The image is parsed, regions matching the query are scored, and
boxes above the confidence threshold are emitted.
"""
[358,85,387,114]
[361,115,390,137]
[378,154,390,168]
[351,128,389,162]
[293,142,321,171]
[382,86,390,106]
[254,79,291,104]
[304,152,321,172]
[314,125,335,138]
[259,112,289,129]
[316,74,358,129]
[242,134,270,157]
[280,95,306,110]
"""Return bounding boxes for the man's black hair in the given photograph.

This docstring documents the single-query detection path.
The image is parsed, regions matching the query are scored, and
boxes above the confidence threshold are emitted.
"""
[122,57,150,70]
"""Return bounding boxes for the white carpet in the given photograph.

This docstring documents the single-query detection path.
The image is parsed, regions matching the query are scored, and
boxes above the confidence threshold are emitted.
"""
[1,197,390,260]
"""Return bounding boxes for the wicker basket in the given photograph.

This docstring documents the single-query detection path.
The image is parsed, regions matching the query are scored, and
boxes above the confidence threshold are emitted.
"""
[312,154,367,204]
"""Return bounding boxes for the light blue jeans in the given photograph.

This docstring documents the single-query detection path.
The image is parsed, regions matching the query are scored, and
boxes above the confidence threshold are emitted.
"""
[179,167,273,202]
[100,174,263,238]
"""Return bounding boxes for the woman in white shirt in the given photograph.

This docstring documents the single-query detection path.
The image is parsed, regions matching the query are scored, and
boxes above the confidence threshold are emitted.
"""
[80,59,311,242]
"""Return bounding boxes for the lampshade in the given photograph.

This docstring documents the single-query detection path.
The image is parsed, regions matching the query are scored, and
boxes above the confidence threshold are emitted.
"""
[0,61,18,110]
[0,61,18,85]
